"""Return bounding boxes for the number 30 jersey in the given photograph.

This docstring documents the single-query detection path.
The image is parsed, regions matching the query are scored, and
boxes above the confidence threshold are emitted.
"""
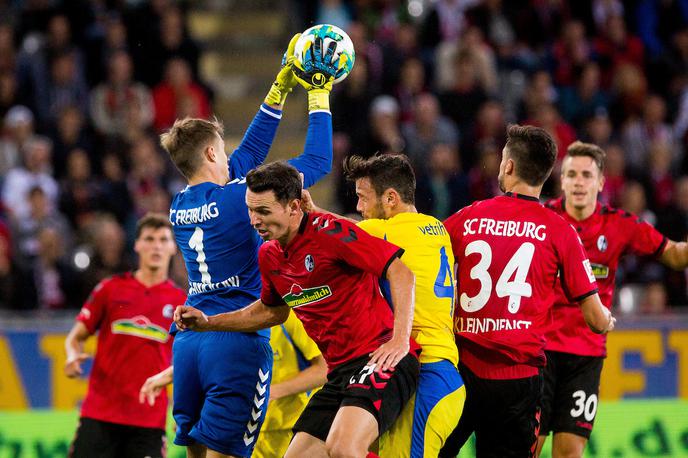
[444,193,598,380]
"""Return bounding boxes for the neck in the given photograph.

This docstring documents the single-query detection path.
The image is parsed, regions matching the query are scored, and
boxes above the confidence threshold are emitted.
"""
[565,199,596,221]
[279,210,305,247]
[134,266,168,287]
[388,203,417,218]
[503,180,542,200]
[188,169,226,186]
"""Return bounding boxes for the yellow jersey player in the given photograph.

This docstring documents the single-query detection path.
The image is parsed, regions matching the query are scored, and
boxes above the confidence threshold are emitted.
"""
[254,312,327,458]
[304,153,465,457]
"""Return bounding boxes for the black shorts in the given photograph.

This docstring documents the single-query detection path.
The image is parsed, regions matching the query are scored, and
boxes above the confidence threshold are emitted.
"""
[69,417,166,458]
[540,350,604,439]
[440,363,542,458]
[293,352,419,441]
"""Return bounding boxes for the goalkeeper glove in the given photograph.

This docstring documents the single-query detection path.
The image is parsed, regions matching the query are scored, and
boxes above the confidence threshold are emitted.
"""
[292,36,343,112]
[264,33,301,107]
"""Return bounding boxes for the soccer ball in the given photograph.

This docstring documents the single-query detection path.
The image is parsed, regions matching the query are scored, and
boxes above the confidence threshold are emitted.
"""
[293,24,356,84]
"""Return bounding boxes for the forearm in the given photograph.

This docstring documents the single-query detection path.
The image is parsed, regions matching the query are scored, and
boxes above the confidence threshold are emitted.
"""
[228,104,282,177]
[580,294,612,334]
[288,111,333,188]
[155,366,174,385]
[65,323,89,360]
[660,240,688,270]
[206,301,289,332]
[271,357,327,398]
[387,262,415,341]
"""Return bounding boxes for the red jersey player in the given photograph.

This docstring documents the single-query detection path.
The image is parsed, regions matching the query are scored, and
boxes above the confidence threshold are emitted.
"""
[64,213,186,458]
[440,125,615,458]
[536,141,688,458]
[174,161,420,458]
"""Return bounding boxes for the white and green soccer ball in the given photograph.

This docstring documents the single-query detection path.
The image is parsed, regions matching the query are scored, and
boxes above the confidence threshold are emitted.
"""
[293,24,356,84]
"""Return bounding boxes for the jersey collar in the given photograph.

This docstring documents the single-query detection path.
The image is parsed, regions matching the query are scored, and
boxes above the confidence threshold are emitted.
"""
[504,191,539,202]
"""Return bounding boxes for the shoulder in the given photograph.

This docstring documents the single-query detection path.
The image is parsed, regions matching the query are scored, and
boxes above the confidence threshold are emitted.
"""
[543,198,564,213]
[258,240,282,266]
[357,218,385,236]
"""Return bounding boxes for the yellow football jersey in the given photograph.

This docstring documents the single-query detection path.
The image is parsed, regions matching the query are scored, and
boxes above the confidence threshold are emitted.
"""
[358,213,458,365]
[261,313,321,432]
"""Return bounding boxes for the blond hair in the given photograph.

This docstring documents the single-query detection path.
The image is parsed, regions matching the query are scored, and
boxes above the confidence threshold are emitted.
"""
[160,117,224,179]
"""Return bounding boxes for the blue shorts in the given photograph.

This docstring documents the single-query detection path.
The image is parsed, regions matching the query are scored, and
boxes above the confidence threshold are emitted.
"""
[172,330,273,457]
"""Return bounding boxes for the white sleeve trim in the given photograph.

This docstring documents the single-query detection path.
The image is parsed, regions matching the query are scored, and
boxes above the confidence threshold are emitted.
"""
[260,106,283,119]
[309,109,331,115]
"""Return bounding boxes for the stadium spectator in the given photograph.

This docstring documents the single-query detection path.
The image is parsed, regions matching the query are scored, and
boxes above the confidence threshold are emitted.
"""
[518,69,558,122]
[558,62,610,129]
[395,57,427,123]
[140,7,201,87]
[467,140,502,201]
[441,125,614,458]
[622,94,678,174]
[2,135,58,221]
[539,141,688,458]
[461,99,506,170]
[402,92,459,174]
[593,15,645,88]
[23,226,80,310]
[175,161,420,458]
[80,215,132,294]
[597,143,626,206]
[64,213,185,458]
[438,48,488,134]
[42,50,89,127]
[89,50,154,137]
[12,186,71,268]
[368,95,405,154]
[549,20,592,87]
[416,143,471,220]
[59,148,103,229]
[0,105,34,177]
[50,105,94,180]
[152,58,211,133]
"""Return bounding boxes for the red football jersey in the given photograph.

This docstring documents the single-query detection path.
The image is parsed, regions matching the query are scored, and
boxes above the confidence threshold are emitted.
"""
[259,212,410,369]
[444,193,598,379]
[76,273,186,429]
[544,198,666,357]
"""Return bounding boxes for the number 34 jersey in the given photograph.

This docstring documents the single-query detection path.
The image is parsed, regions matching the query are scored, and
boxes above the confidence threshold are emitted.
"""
[444,193,598,380]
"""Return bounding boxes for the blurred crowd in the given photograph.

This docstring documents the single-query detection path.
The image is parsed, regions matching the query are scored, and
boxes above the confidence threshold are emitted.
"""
[0,0,208,310]
[296,0,688,310]
[1,0,687,312]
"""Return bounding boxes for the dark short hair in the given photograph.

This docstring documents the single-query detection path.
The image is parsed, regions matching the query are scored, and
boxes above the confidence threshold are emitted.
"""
[135,212,173,239]
[565,140,606,173]
[343,154,416,204]
[505,124,557,186]
[246,161,301,204]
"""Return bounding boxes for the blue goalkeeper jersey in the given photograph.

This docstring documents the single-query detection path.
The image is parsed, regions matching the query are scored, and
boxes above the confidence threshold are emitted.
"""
[170,104,332,335]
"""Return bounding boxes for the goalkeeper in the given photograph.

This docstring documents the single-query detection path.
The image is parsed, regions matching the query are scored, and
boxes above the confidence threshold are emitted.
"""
[141,34,343,458]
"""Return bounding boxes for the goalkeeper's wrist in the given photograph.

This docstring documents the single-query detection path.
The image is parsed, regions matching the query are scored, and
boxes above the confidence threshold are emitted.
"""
[307,89,330,113]
[264,82,289,107]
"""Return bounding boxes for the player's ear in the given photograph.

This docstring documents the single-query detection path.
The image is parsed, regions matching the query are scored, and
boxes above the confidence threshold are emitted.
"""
[204,143,215,162]
[289,198,300,215]
[598,174,605,192]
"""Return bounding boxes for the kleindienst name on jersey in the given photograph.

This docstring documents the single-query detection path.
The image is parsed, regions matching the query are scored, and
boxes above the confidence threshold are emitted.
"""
[457,317,534,333]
